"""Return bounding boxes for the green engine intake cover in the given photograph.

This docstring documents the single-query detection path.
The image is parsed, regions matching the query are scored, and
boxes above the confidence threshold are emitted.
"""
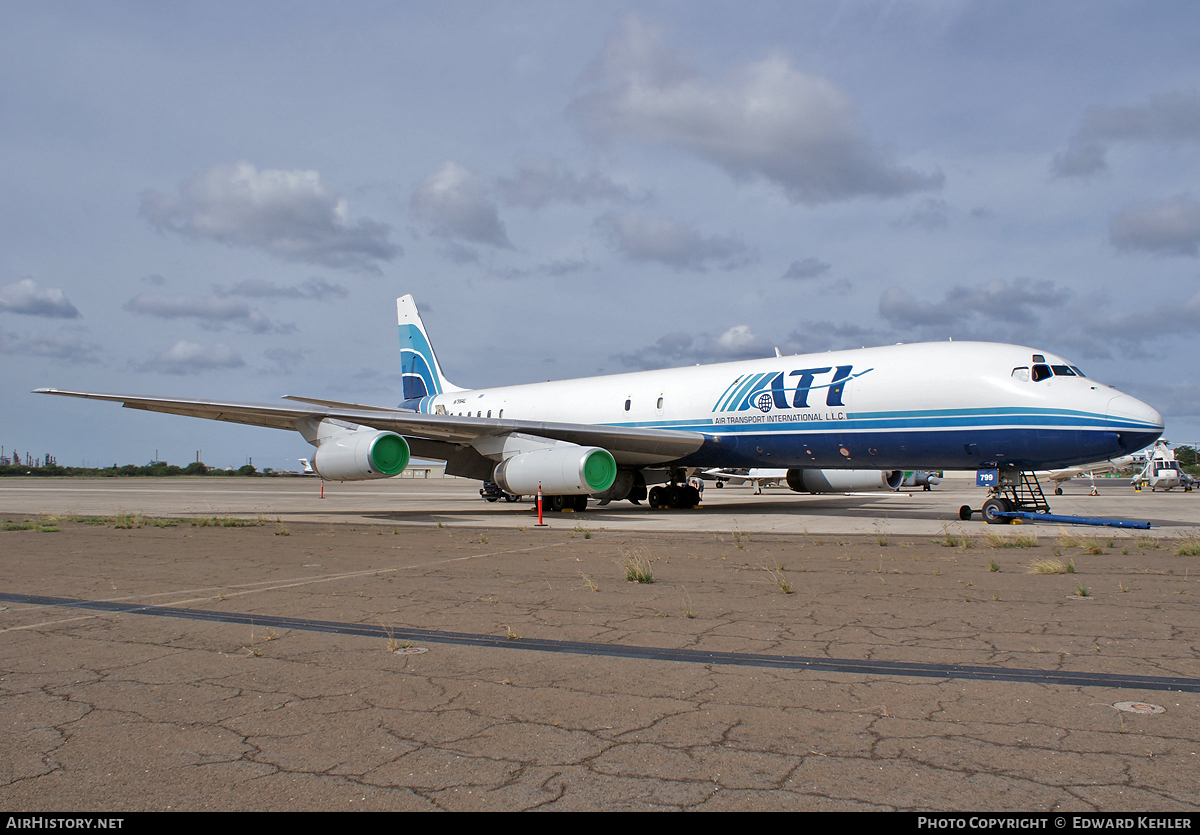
[369,433,410,476]
[582,448,617,492]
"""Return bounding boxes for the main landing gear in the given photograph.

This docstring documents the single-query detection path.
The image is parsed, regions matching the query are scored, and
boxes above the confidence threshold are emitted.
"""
[537,494,589,513]
[647,482,701,510]
[960,470,1052,524]
[479,480,523,503]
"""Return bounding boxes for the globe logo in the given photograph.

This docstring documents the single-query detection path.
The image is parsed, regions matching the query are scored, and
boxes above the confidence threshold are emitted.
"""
[756,392,773,413]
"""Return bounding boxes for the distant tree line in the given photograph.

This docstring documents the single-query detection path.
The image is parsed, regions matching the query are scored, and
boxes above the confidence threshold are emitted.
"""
[0,460,271,477]
[1175,445,1199,476]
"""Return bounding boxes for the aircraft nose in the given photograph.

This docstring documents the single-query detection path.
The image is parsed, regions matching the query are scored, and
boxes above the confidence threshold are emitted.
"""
[1107,393,1164,451]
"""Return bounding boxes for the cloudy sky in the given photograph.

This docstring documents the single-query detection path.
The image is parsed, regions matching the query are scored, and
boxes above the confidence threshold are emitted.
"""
[3,2,1199,470]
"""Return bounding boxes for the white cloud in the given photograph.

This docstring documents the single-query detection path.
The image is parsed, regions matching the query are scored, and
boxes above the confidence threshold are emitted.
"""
[612,324,773,369]
[139,161,399,273]
[124,293,293,334]
[262,347,309,375]
[595,211,754,271]
[781,320,882,355]
[892,197,949,231]
[495,159,638,209]
[782,257,831,280]
[1063,290,1200,359]
[880,279,1071,330]
[214,278,348,301]
[0,279,80,318]
[411,161,512,248]
[570,17,942,205]
[0,327,101,363]
[1109,194,1200,256]
[136,341,245,375]
[1053,90,1200,179]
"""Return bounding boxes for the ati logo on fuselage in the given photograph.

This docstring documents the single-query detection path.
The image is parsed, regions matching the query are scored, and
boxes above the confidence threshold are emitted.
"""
[712,365,873,413]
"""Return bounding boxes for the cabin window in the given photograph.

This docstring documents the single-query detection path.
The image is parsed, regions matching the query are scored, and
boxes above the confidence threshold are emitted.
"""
[656,396,664,409]
[1051,365,1076,376]
[499,409,503,418]
[487,410,491,418]
[624,399,631,411]
[1032,364,1052,382]
[1011,367,1029,382]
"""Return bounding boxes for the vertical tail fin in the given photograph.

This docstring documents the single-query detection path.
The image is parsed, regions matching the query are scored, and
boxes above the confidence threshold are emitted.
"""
[397,295,461,401]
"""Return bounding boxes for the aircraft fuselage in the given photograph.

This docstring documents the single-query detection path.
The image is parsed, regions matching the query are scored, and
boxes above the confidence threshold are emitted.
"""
[407,341,1162,472]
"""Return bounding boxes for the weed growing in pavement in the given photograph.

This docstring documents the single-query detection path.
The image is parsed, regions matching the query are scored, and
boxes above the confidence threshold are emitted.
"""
[620,548,655,584]
[985,532,1038,549]
[1029,559,1075,575]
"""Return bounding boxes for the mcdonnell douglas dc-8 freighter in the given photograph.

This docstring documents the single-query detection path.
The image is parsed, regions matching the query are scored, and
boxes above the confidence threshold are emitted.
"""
[38,295,1163,523]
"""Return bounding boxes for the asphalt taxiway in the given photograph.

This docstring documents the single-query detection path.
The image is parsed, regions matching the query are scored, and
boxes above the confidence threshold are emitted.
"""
[1,477,1197,810]
[2,474,1198,535]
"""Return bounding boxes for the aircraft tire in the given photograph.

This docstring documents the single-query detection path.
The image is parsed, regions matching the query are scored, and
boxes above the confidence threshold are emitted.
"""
[686,485,700,507]
[573,494,588,512]
[1054,487,1063,495]
[648,486,664,508]
[958,505,973,521]
[982,497,1011,524]
[665,485,684,509]
[715,481,723,488]
[505,494,521,503]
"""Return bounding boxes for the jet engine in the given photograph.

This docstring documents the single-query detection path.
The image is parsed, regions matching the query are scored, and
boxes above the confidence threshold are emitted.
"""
[312,430,410,481]
[786,468,903,493]
[493,446,617,496]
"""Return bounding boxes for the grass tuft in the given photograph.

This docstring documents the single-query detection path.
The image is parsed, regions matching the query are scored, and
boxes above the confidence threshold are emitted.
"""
[935,528,972,549]
[1029,558,1075,575]
[1175,539,1200,557]
[620,548,655,584]
[765,565,793,594]
[985,531,1038,549]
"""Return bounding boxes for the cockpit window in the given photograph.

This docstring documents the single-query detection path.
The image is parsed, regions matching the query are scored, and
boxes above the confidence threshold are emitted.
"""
[1011,367,1030,382]
[1051,365,1076,376]
[1070,366,1086,377]
[1031,364,1052,382]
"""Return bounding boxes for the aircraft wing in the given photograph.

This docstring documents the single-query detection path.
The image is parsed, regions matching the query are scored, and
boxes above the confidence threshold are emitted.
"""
[34,389,705,466]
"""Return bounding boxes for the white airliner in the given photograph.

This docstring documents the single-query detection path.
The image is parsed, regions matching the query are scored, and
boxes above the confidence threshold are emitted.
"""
[37,294,1164,521]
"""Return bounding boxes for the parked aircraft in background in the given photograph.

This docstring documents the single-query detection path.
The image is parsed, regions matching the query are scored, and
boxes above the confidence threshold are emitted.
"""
[37,294,1163,518]
[298,458,316,475]
[1132,441,1190,492]
[1045,455,1136,495]
[704,468,901,495]
[901,470,940,491]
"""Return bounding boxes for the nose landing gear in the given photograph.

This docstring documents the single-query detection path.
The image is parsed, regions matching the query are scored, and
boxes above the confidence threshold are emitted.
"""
[962,470,1052,524]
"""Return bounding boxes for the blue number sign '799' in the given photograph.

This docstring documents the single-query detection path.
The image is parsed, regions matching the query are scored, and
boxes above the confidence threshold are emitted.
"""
[976,469,999,488]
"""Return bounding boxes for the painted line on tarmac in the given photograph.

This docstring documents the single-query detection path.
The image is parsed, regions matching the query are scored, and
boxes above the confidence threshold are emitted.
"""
[3,592,1197,693]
